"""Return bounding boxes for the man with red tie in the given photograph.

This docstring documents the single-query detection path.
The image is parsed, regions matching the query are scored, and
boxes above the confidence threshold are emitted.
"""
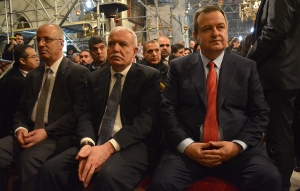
[149,5,281,191]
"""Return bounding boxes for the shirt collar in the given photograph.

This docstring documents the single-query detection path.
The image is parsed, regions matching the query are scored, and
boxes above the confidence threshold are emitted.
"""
[199,51,224,69]
[110,63,132,78]
[44,55,63,73]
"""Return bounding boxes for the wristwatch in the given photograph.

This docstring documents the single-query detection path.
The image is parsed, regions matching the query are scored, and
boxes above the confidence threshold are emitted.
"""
[80,140,94,148]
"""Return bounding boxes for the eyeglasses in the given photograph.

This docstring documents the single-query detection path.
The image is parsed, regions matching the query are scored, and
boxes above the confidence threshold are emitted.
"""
[26,55,39,59]
[36,37,62,44]
[159,44,170,47]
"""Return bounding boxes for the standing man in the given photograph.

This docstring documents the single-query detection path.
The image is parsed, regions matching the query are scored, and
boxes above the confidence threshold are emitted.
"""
[0,45,39,138]
[141,40,168,84]
[189,40,195,53]
[157,36,171,65]
[2,33,24,61]
[87,35,108,72]
[37,26,161,191]
[0,24,89,191]
[79,50,93,68]
[149,6,281,191]
[247,1,300,190]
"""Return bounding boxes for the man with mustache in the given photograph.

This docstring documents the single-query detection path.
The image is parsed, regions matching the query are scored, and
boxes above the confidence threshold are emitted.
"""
[37,26,161,191]
[86,35,108,72]
[0,24,89,191]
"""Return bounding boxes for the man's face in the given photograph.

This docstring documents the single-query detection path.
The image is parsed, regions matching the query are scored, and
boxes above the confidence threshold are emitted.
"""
[90,43,107,64]
[143,43,161,65]
[37,25,64,64]
[79,51,93,65]
[15,35,24,45]
[174,48,185,57]
[193,11,228,59]
[189,41,195,49]
[158,37,171,59]
[20,47,40,71]
[107,29,137,72]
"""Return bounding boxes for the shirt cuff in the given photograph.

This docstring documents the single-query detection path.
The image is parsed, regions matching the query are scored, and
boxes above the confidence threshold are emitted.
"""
[232,140,248,152]
[176,138,194,153]
[80,137,95,146]
[14,127,28,137]
[109,139,121,152]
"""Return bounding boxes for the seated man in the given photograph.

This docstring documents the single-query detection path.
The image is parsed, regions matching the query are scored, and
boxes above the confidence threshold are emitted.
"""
[0,24,89,191]
[86,35,108,72]
[149,6,281,191]
[0,44,40,138]
[37,26,161,191]
[140,40,169,85]
[79,50,93,68]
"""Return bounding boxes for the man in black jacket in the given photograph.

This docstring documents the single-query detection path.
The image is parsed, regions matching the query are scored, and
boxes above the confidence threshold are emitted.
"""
[247,1,300,190]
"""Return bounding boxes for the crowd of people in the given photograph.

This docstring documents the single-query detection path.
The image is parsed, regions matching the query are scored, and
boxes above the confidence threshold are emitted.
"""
[0,1,299,191]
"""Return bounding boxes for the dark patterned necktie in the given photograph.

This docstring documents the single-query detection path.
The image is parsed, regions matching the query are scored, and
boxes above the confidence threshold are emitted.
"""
[35,68,52,129]
[203,61,219,142]
[97,73,122,145]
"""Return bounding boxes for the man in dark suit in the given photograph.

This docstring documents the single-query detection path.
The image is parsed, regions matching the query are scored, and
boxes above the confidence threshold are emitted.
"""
[2,33,24,61]
[149,6,280,191]
[158,36,171,65]
[37,26,161,191]
[0,44,39,138]
[140,39,169,85]
[246,1,300,190]
[0,24,88,191]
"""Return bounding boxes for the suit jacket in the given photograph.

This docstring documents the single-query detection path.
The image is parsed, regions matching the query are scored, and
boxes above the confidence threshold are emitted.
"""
[140,59,169,85]
[161,52,269,156]
[13,57,89,151]
[77,63,161,150]
[247,0,300,90]
[0,65,25,138]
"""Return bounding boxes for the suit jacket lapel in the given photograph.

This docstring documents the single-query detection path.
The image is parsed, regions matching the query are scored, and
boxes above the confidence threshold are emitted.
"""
[48,58,68,115]
[187,54,206,106]
[217,53,238,113]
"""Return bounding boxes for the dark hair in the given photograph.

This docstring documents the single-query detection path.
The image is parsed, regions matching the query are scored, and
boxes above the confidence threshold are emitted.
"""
[14,33,23,37]
[193,42,200,52]
[228,37,240,49]
[193,5,227,35]
[88,35,106,50]
[241,34,252,57]
[143,40,158,52]
[14,44,33,67]
[171,43,185,54]
[80,49,91,54]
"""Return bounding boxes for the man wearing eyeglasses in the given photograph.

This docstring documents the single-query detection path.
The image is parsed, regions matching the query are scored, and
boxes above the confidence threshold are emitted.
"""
[0,44,39,139]
[2,33,24,61]
[0,24,89,191]
[86,35,109,72]
[158,36,171,65]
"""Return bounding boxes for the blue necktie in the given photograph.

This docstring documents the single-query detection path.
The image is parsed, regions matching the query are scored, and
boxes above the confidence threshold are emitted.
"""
[97,73,122,145]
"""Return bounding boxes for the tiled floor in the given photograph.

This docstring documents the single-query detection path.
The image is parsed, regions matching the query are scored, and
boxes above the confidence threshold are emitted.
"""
[291,171,300,191]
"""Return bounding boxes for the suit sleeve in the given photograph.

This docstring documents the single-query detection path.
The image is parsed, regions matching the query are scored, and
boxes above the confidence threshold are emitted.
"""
[247,0,299,65]
[234,61,270,147]
[113,69,161,149]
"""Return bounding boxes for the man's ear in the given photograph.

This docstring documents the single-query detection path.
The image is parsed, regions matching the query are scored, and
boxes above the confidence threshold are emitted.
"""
[19,58,26,66]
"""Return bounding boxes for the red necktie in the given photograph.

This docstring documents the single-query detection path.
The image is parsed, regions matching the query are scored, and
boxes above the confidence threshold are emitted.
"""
[203,61,219,142]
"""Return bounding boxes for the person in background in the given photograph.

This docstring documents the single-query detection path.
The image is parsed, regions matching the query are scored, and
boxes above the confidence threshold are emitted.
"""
[226,37,241,55]
[189,40,195,53]
[2,33,24,61]
[86,35,108,72]
[79,50,93,67]
[158,36,171,65]
[149,5,281,191]
[246,1,300,190]
[170,43,185,59]
[193,42,201,53]
[184,48,191,55]
[241,34,252,57]
[71,53,80,64]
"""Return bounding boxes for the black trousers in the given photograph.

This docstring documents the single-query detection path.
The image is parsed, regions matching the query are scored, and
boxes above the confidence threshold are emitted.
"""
[37,142,151,191]
[0,135,56,191]
[149,148,281,191]
[264,89,300,191]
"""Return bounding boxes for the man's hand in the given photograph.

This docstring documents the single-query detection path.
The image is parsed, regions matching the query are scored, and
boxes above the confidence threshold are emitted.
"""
[76,142,116,188]
[202,141,242,163]
[184,142,221,168]
[16,129,28,147]
[21,129,48,149]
